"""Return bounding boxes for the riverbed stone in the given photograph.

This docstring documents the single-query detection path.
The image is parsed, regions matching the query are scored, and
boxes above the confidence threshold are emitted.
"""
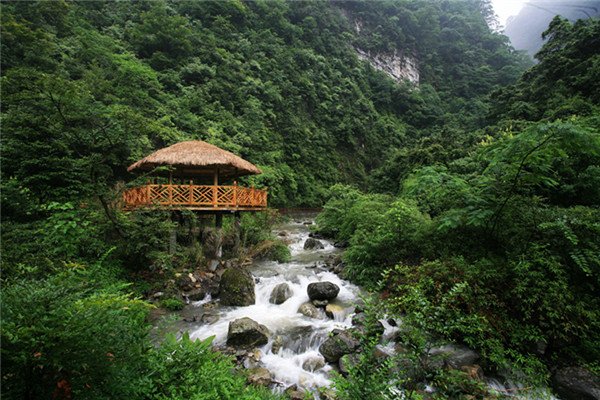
[552,366,600,400]
[304,237,324,250]
[220,267,255,306]
[307,282,340,301]
[312,299,329,308]
[302,356,326,372]
[269,283,292,304]
[246,367,272,387]
[298,302,322,319]
[226,317,270,348]
[325,304,344,319]
[271,335,284,354]
[428,344,480,369]
[200,313,220,324]
[319,329,361,363]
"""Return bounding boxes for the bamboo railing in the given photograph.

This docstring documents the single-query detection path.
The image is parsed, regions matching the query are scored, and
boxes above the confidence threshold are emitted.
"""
[122,184,267,210]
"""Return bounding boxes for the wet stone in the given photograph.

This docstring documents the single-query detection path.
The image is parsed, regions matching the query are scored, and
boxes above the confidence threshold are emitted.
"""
[271,335,283,355]
[304,238,324,250]
[246,367,272,387]
[319,329,361,363]
[298,302,322,319]
[307,281,340,301]
[269,283,292,305]
[226,317,270,348]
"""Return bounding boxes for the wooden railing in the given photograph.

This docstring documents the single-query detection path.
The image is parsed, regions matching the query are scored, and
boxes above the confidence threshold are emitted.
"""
[123,184,267,210]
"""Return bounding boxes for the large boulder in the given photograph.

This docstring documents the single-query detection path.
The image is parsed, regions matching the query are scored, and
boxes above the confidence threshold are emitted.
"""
[307,282,340,301]
[269,283,292,304]
[304,238,324,250]
[298,302,322,319]
[552,366,600,400]
[319,329,361,363]
[227,317,270,348]
[220,267,255,306]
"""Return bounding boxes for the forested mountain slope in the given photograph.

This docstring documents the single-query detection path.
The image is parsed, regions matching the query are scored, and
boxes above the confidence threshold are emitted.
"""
[2,0,529,210]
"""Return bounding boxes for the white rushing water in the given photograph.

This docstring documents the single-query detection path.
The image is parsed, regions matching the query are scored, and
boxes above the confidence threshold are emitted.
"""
[179,218,560,399]
[188,219,363,391]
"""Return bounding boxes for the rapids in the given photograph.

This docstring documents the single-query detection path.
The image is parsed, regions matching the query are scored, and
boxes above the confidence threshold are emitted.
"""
[175,218,561,399]
[188,219,363,391]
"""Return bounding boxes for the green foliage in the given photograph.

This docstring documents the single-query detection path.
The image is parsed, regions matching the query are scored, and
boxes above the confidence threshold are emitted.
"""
[331,297,399,399]
[1,266,151,400]
[159,298,185,311]
[489,16,600,122]
[318,186,429,287]
[141,332,279,400]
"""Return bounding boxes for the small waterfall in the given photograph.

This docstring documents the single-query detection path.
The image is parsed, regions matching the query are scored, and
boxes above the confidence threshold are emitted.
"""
[187,219,363,391]
[180,219,561,399]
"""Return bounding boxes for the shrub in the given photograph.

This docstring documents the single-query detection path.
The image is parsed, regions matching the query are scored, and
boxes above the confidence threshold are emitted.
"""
[141,332,281,400]
[160,298,185,311]
[1,266,151,400]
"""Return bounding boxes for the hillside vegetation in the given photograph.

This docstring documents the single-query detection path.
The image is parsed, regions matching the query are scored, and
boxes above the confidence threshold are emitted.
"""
[2,0,598,399]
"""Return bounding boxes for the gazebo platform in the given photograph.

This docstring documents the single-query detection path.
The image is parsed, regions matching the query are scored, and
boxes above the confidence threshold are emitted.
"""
[123,183,267,211]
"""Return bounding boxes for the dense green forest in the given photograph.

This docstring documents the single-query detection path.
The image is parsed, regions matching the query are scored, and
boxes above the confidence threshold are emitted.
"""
[2,0,599,399]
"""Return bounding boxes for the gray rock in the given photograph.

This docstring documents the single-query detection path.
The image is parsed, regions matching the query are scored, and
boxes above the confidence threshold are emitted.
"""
[220,267,255,306]
[319,329,361,363]
[312,299,329,308]
[307,282,340,301]
[186,288,207,301]
[246,367,272,387]
[428,344,480,369]
[269,283,292,305]
[304,238,324,250]
[302,356,326,372]
[298,302,322,319]
[288,391,306,400]
[227,317,270,348]
[271,335,284,354]
[552,366,600,400]
[200,313,220,324]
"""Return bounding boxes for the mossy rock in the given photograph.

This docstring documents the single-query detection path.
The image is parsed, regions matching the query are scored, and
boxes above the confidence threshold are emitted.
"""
[220,267,255,306]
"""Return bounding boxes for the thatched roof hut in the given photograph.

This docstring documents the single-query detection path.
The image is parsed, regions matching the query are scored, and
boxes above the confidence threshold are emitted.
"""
[127,140,262,181]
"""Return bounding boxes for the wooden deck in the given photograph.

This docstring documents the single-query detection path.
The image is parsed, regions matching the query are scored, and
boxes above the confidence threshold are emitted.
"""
[123,184,267,211]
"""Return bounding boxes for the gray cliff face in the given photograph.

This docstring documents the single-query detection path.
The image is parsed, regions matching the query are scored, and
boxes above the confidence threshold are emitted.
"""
[355,47,419,85]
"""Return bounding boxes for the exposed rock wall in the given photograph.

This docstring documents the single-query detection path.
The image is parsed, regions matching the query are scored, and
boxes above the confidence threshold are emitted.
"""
[355,47,419,85]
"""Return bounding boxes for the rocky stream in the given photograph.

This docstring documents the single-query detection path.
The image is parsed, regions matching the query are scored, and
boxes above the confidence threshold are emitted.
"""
[166,218,590,400]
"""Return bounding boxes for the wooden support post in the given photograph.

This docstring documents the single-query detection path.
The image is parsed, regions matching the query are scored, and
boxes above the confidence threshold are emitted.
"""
[189,180,193,205]
[234,181,238,207]
[215,213,223,260]
[169,211,178,255]
[213,168,219,207]
[234,211,241,254]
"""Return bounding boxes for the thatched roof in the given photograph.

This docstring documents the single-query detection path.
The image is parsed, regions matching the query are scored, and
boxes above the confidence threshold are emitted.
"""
[127,140,262,179]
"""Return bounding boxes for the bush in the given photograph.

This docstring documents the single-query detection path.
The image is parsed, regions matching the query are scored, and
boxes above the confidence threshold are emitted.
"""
[1,266,151,400]
[160,298,185,311]
[141,332,280,400]
[319,193,430,287]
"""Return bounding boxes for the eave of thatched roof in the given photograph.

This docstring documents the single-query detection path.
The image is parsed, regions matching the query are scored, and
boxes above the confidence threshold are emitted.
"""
[127,141,262,179]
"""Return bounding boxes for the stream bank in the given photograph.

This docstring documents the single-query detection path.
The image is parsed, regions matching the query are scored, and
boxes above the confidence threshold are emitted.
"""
[162,218,583,400]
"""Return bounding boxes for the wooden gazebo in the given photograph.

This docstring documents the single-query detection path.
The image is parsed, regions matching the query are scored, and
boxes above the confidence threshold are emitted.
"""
[122,141,267,211]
